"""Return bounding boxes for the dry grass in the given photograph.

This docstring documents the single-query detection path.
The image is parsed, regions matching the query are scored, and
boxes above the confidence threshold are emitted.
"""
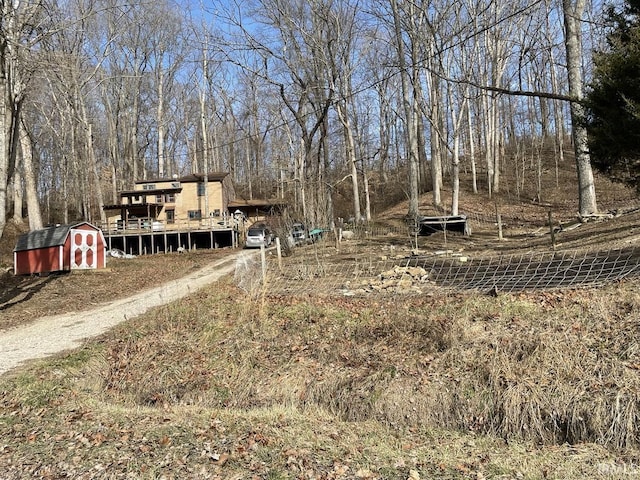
[3,277,640,478]
[0,247,233,331]
[2,157,640,478]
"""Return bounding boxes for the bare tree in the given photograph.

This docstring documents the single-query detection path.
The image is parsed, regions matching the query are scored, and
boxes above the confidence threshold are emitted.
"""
[99,1,154,188]
[563,0,598,216]
[0,0,607,238]
[325,0,367,223]
[148,4,186,178]
[0,0,47,237]
[18,120,42,229]
[40,0,109,225]
[224,0,337,226]
[390,0,420,220]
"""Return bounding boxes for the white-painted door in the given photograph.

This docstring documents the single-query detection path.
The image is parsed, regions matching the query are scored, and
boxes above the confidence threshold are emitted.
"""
[70,229,98,269]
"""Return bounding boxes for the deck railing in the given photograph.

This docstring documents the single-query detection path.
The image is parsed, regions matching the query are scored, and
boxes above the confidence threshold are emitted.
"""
[100,217,241,233]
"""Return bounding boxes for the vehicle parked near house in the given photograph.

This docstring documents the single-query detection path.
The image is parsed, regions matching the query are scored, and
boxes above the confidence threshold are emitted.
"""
[291,222,307,245]
[245,224,273,248]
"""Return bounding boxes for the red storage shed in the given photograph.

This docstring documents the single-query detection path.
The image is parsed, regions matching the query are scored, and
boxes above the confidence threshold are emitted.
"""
[14,222,107,275]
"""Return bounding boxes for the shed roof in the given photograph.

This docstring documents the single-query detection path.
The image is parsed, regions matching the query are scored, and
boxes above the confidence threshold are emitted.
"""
[14,222,96,252]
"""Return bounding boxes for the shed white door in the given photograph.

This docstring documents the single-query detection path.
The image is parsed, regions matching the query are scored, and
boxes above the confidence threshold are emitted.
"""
[70,229,98,269]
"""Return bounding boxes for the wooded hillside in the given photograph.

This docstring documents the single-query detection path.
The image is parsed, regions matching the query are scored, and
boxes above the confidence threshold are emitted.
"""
[0,0,616,238]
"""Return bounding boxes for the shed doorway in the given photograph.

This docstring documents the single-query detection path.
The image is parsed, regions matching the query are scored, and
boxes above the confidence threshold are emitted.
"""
[71,229,98,269]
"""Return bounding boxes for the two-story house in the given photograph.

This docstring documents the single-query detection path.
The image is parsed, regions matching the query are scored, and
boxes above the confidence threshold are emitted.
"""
[101,172,288,255]
[104,172,236,231]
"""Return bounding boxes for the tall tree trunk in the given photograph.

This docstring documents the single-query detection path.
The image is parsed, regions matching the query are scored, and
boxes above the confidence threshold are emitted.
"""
[425,54,443,206]
[363,170,371,222]
[376,81,390,184]
[0,0,13,240]
[0,70,7,239]
[157,69,165,177]
[491,96,501,193]
[563,0,598,216]
[19,121,43,230]
[297,137,306,220]
[483,93,493,197]
[130,76,141,181]
[86,123,106,225]
[321,117,333,229]
[466,86,478,194]
[336,99,361,222]
[546,0,565,185]
[391,0,419,220]
[200,44,210,218]
[11,165,21,222]
[448,88,467,216]
[451,134,460,216]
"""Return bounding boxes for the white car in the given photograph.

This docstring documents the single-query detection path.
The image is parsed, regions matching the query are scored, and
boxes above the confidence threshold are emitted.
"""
[245,225,273,248]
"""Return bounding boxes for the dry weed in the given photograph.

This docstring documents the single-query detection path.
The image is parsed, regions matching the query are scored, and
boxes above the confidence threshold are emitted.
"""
[4,272,640,478]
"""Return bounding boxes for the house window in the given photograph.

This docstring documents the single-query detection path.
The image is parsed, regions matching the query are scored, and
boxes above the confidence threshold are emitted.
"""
[155,195,163,203]
[188,210,202,220]
[197,182,205,196]
[166,193,175,203]
[166,209,175,224]
[142,184,156,190]
[171,182,181,188]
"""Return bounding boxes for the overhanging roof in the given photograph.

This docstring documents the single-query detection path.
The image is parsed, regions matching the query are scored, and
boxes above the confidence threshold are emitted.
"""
[119,187,182,196]
[229,199,287,208]
[103,203,163,211]
[136,172,229,184]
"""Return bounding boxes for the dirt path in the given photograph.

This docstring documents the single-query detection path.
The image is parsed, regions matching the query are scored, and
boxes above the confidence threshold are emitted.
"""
[0,252,251,376]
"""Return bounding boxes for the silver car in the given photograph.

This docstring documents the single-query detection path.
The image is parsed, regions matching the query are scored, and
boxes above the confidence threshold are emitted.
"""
[245,225,273,248]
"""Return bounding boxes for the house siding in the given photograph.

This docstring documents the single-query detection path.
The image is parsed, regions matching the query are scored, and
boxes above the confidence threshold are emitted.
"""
[130,174,230,224]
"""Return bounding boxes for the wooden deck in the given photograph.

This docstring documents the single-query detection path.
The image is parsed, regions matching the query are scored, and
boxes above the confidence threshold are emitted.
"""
[103,225,239,255]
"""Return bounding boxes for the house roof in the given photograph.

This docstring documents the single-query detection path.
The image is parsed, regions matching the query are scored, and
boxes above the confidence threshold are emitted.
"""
[135,172,229,184]
[119,187,182,196]
[229,199,287,208]
[102,203,163,211]
[14,222,96,252]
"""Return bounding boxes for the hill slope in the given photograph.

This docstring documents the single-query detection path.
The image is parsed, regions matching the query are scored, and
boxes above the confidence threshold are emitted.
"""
[0,158,639,479]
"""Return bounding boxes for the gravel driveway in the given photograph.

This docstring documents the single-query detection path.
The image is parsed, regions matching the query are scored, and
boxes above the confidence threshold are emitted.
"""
[0,253,249,376]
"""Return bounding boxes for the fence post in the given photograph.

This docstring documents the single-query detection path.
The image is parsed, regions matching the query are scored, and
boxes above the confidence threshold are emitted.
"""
[548,210,556,250]
[260,244,267,282]
[276,237,283,272]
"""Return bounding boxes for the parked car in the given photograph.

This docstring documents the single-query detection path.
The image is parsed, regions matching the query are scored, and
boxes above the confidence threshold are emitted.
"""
[245,225,273,248]
[291,222,307,245]
[151,220,164,231]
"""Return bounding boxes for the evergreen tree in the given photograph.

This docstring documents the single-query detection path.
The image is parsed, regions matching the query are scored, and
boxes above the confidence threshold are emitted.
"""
[586,0,640,189]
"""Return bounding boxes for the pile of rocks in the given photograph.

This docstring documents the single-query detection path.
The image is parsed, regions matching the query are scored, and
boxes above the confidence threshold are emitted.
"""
[341,265,435,296]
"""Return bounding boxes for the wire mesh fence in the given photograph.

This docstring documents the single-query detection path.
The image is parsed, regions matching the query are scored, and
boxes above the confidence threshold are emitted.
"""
[234,247,640,297]
[415,248,640,292]
[465,201,640,228]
